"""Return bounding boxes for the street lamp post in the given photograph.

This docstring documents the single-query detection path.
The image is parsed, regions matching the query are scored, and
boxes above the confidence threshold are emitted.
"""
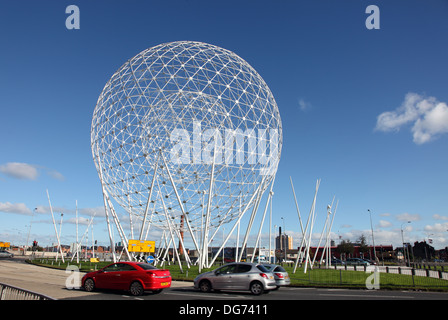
[25,208,37,255]
[401,221,411,266]
[367,209,377,262]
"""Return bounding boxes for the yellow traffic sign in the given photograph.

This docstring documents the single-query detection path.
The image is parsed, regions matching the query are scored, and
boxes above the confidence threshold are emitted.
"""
[0,242,10,248]
[128,240,155,253]
[90,258,100,263]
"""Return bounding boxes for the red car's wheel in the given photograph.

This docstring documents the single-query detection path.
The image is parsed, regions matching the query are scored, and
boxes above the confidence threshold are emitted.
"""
[83,278,95,292]
[129,281,144,296]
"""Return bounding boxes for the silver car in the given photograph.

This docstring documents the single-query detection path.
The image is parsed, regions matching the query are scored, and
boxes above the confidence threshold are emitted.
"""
[0,250,14,258]
[194,262,277,295]
[262,264,291,287]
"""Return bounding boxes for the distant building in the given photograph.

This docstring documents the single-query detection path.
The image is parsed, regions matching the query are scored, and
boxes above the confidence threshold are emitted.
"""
[276,234,293,251]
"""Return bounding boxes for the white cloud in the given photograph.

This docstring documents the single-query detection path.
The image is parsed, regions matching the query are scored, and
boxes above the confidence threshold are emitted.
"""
[396,212,421,222]
[46,170,65,181]
[298,98,312,112]
[433,214,448,221]
[66,217,93,226]
[377,220,392,228]
[375,92,448,144]
[0,202,32,215]
[0,162,65,181]
[424,222,448,233]
[0,162,39,180]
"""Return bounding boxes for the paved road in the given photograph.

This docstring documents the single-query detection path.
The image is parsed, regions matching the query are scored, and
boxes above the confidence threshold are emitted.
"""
[1,256,447,301]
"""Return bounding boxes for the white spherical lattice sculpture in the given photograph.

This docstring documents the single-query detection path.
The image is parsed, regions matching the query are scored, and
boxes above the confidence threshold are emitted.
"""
[91,41,282,232]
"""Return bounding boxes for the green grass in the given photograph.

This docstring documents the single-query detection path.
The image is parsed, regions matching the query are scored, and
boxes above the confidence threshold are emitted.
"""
[28,258,111,273]
[28,259,448,292]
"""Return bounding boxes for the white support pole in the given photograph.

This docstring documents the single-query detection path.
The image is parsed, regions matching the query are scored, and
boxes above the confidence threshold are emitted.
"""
[251,178,275,263]
[235,210,240,262]
[269,192,273,263]
[292,179,316,273]
[46,190,64,263]
[71,213,95,262]
[91,220,95,259]
[319,198,334,266]
[313,207,331,266]
[105,196,132,261]
[238,177,267,262]
[200,154,216,271]
[96,154,117,262]
[154,230,165,266]
[303,179,320,274]
[207,179,267,268]
[159,191,183,273]
[326,199,338,268]
[156,230,168,267]
[75,200,79,263]
[206,205,234,248]
[160,151,201,255]
[290,177,312,270]
[160,237,173,268]
[173,226,191,268]
[57,213,64,262]
[139,153,160,240]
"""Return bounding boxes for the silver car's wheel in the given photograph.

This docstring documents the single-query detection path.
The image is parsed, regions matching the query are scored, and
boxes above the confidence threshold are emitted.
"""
[130,281,144,296]
[250,281,264,295]
[199,280,212,293]
[83,278,95,292]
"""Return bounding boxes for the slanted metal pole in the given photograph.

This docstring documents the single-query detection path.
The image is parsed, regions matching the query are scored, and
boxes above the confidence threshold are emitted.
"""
[290,177,313,269]
[160,151,201,255]
[238,177,267,262]
[314,205,331,266]
[139,153,160,240]
[251,178,275,262]
[96,153,116,262]
[159,189,183,273]
[71,214,95,262]
[75,201,79,263]
[208,179,266,267]
[326,200,338,268]
[105,196,132,261]
[304,179,320,273]
[47,190,64,263]
[292,179,314,273]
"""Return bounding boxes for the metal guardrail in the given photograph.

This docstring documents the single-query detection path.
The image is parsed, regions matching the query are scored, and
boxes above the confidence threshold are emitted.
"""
[0,283,54,300]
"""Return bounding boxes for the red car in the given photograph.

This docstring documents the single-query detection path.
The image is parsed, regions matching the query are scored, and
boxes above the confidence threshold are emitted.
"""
[82,261,171,296]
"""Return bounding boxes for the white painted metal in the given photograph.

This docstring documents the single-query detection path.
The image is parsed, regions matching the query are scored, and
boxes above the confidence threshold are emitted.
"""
[91,41,282,265]
[46,190,64,263]
[304,179,320,273]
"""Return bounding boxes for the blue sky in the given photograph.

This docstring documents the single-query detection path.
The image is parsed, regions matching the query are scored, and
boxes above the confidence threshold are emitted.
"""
[1,0,447,251]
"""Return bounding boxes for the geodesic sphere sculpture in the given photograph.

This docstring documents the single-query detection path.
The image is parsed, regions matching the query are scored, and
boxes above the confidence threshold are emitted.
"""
[91,41,282,231]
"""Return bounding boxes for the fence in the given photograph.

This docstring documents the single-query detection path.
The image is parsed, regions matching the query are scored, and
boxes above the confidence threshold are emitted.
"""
[0,283,54,300]
[291,264,448,290]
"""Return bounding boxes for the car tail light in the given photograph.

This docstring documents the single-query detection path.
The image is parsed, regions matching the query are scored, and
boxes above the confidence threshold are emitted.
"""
[275,272,284,279]
[259,273,269,279]
[147,272,155,277]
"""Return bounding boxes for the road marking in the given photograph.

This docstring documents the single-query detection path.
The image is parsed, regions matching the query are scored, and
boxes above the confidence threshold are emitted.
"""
[318,293,414,299]
[166,291,249,299]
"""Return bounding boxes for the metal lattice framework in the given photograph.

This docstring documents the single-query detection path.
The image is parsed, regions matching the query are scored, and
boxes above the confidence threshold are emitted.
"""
[91,41,282,267]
